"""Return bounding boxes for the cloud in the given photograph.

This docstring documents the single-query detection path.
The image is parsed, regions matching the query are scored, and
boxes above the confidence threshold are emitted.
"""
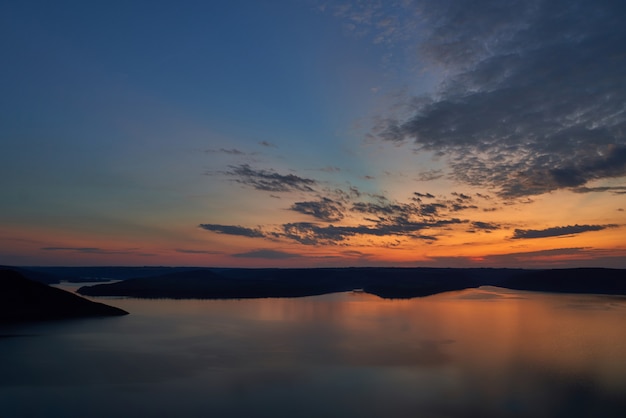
[41,247,154,256]
[319,166,341,173]
[205,148,246,155]
[512,224,618,239]
[427,247,626,268]
[416,170,444,181]
[572,186,626,195]
[225,164,317,193]
[470,221,501,231]
[492,247,589,259]
[280,219,456,245]
[340,250,372,258]
[324,0,423,46]
[364,0,626,198]
[175,249,224,254]
[291,198,345,222]
[232,249,301,259]
[200,214,459,246]
[200,186,503,246]
[258,141,277,148]
[451,192,472,201]
[198,224,265,238]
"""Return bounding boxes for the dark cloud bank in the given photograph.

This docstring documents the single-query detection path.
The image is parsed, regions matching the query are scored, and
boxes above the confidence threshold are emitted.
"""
[512,224,618,239]
[369,0,626,197]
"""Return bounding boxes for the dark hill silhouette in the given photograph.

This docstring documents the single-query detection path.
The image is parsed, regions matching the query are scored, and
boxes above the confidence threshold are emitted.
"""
[0,269,128,322]
[496,268,626,294]
[10,266,204,283]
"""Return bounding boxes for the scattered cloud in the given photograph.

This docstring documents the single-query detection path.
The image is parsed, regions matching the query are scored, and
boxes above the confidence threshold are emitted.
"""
[200,182,502,246]
[470,221,501,231]
[291,198,345,222]
[175,249,224,255]
[512,224,618,239]
[41,247,154,256]
[205,148,246,155]
[340,250,372,258]
[427,247,626,268]
[224,164,317,192]
[323,0,423,46]
[232,249,301,259]
[572,186,626,195]
[198,224,265,238]
[416,170,444,181]
[258,141,277,148]
[202,215,458,246]
[358,0,626,198]
[279,220,450,245]
[319,166,341,173]
[451,192,472,201]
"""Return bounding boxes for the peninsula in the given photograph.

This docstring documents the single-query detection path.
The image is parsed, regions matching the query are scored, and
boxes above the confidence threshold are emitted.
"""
[0,269,128,323]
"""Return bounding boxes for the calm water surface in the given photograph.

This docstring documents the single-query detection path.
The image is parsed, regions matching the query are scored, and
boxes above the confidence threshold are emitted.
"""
[1,285,626,418]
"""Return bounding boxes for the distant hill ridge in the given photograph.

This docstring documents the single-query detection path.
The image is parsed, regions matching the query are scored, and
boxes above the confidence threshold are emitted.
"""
[2,265,203,284]
[77,267,626,300]
[0,269,128,322]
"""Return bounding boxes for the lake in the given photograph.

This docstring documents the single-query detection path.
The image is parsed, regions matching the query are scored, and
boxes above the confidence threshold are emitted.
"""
[1,285,626,417]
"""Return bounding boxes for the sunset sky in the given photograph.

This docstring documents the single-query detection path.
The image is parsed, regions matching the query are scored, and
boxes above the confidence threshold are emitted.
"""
[2,0,625,268]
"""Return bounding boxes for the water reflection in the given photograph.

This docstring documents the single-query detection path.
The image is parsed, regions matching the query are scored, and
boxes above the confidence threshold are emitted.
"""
[1,287,625,417]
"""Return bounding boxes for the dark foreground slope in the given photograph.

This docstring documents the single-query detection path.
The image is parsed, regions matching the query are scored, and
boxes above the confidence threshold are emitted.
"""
[77,267,626,300]
[0,265,64,284]
[0,269,128,322]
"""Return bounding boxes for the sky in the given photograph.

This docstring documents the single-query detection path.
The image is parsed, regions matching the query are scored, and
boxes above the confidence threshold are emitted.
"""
[1,0,625,268]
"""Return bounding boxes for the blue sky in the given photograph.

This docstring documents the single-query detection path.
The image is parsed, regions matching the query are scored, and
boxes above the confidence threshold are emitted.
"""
[2,0,625,267]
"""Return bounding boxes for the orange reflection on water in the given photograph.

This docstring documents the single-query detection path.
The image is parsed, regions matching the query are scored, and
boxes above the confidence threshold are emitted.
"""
[57,285,626,417]
[190,288,626,390]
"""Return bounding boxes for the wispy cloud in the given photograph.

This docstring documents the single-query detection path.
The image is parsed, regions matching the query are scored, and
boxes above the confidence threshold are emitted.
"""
[175,249,224,255]
[200,184,501,245]
[428,247,626,268]
[291,198,345,222]
[572,186,626,195]
[198,224,265,238]
[280,220,447,245]
[205,148,247,155]
[416,170,444,182]
[41,247,155,256]
[470,221,501,232]
[232,249,302,259]
[225,164,317,193]
[512,224,618,239]
[319,166,341,173]
[258,141,277,148]
[200,216,457,246]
